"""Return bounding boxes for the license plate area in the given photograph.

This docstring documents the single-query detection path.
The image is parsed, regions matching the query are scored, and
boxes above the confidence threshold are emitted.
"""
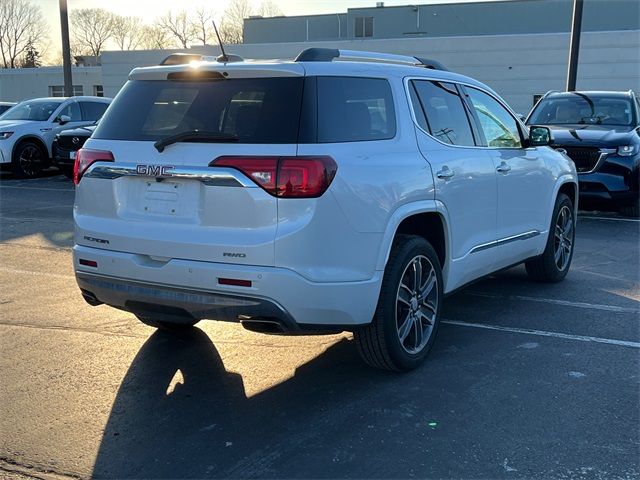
[70,151,76,159]
[144,180,181,215]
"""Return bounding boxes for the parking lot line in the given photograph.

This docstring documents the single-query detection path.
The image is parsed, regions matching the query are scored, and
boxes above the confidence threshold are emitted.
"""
[464,291,638,314]
[578,215,640,223]
[0,185,75,192]
[443,319,640,349]
[0,266,73,280]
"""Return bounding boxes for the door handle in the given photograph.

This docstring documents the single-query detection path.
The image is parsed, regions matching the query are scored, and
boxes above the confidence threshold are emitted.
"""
[496,162,511,174]
[436,166,455,179]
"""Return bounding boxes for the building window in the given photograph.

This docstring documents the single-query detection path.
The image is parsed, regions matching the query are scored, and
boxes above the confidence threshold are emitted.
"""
[93,85,104,97]
[355,17,373,38]
[49,85,83,97]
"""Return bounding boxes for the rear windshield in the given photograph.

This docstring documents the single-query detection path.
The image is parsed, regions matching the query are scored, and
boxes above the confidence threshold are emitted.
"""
[93,78,304,143]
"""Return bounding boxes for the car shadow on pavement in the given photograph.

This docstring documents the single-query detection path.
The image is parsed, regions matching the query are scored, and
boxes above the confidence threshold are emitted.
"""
[91,328,397,479]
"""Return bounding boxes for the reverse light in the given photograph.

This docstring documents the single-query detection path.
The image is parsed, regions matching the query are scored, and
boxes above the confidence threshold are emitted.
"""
[212,156,337,198]
[617,145,637,157]
[74,148,114,185]
[0,132,13,139]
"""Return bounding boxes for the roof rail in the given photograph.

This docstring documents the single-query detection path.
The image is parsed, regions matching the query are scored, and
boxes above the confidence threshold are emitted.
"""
[294,48,448,71]
[160,52,244,66]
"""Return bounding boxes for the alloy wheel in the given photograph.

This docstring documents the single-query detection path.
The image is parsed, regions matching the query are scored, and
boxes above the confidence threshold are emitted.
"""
[554,205,573,271]
[18,145,43,177]
[395,255,439,354]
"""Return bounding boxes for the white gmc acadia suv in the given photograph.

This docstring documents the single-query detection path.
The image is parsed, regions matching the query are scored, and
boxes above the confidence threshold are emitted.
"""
[72,49,577,371]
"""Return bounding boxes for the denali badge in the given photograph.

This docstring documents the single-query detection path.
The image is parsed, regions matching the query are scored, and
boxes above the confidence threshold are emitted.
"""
[223,252,247,258]
[136,164,175,176]
[84,235,109,244]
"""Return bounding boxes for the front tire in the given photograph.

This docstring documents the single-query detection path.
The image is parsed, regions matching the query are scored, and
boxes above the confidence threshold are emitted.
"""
[12,141,47,179]
[354,235,443,371]
[525,193,575,282]
[60,165,74,179]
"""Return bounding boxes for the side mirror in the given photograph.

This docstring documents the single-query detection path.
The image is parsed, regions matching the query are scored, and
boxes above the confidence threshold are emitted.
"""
[57,114,71,125]
[529,125,553,147]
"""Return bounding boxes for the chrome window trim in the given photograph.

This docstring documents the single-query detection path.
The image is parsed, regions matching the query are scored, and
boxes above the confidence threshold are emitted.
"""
[469,230,541,255]
[84,163,254,187]
[403,76,529,151]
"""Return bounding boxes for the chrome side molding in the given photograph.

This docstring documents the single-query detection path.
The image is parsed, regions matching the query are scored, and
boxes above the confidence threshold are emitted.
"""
[470,230,541,254]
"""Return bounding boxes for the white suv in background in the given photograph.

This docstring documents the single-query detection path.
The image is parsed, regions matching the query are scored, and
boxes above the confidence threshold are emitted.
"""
[0,96,111,178]
[72,49,577,371]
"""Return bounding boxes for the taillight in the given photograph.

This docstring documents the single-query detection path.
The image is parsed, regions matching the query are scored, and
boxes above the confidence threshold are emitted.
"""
[212,156,337,198]
[74,148,115,185]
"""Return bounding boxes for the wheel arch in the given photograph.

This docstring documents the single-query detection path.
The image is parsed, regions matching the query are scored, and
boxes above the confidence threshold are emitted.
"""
[11,135,50,162]
[377,200,451,284]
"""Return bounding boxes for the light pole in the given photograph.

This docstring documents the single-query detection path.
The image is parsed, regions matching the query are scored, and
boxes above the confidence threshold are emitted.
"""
[566,0,584,91]
[59,0,73,97]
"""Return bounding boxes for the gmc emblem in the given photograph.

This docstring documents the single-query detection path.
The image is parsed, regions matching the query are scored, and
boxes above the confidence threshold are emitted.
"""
[136,164,175,176]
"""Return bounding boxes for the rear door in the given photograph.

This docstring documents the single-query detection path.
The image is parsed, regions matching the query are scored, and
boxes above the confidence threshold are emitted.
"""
[409,79,498,288]
[75,67,305,267]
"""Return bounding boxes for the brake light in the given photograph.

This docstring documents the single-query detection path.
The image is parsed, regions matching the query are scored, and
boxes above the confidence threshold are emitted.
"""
[212,156,337,198]
[74,148,115,185]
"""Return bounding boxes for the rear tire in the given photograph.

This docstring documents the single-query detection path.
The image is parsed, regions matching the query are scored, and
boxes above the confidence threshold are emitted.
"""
[12,140,47,179]
[354,235,443,371]
[136,315,199,331]
[525,193,575,282]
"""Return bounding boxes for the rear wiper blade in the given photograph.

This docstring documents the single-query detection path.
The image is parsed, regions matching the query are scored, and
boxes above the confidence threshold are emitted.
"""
[154,130,238,152]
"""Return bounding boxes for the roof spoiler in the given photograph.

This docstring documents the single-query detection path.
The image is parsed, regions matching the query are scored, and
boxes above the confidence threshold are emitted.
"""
[294,48,448,71]
[160,53,244,66]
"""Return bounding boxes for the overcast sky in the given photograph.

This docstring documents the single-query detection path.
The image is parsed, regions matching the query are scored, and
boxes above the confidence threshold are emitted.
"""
[38,0,506,59]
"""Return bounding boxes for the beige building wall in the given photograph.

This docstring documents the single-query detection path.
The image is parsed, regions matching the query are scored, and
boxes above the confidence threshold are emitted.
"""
[100,30,640,115]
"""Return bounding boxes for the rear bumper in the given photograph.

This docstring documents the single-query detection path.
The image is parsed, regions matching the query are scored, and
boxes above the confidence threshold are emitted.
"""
[73,245,382,329]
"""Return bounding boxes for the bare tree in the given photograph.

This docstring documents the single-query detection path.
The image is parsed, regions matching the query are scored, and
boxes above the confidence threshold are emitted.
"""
[220,0,252,44]
[112,15,144,51]
[190,8,215,46]
[0,0,48,68]
[157,11,193,49]
[258,1,282,17]
[139,25,176,50]
[71,8,115,58]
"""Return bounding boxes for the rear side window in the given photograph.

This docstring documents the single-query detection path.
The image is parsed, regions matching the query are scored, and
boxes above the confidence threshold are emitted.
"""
[80,101,108,122]
[93,78,304,144]
[410,80,475,147]
[317,77,396,143]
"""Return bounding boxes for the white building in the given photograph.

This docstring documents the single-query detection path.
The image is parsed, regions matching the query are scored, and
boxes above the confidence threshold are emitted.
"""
[0,0,638,115]
[0,66,103,101]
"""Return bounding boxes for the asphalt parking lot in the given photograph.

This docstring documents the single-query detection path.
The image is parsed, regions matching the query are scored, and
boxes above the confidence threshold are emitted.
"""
[0,172,638,480]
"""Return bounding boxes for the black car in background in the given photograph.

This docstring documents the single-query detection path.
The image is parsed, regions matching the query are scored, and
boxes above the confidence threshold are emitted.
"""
[52,124,96,179]
[527,91,640,216]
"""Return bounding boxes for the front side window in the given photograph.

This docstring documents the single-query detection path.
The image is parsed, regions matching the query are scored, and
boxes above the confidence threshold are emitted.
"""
[467,87,522,148]
[410,80,476,147]
[58,101,82,122]
[0,99,63,121]
[317,76,395,143]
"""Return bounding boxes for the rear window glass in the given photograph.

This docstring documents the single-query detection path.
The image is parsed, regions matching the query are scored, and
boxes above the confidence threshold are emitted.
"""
[93,78,304,144]
[317,77,396,143]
